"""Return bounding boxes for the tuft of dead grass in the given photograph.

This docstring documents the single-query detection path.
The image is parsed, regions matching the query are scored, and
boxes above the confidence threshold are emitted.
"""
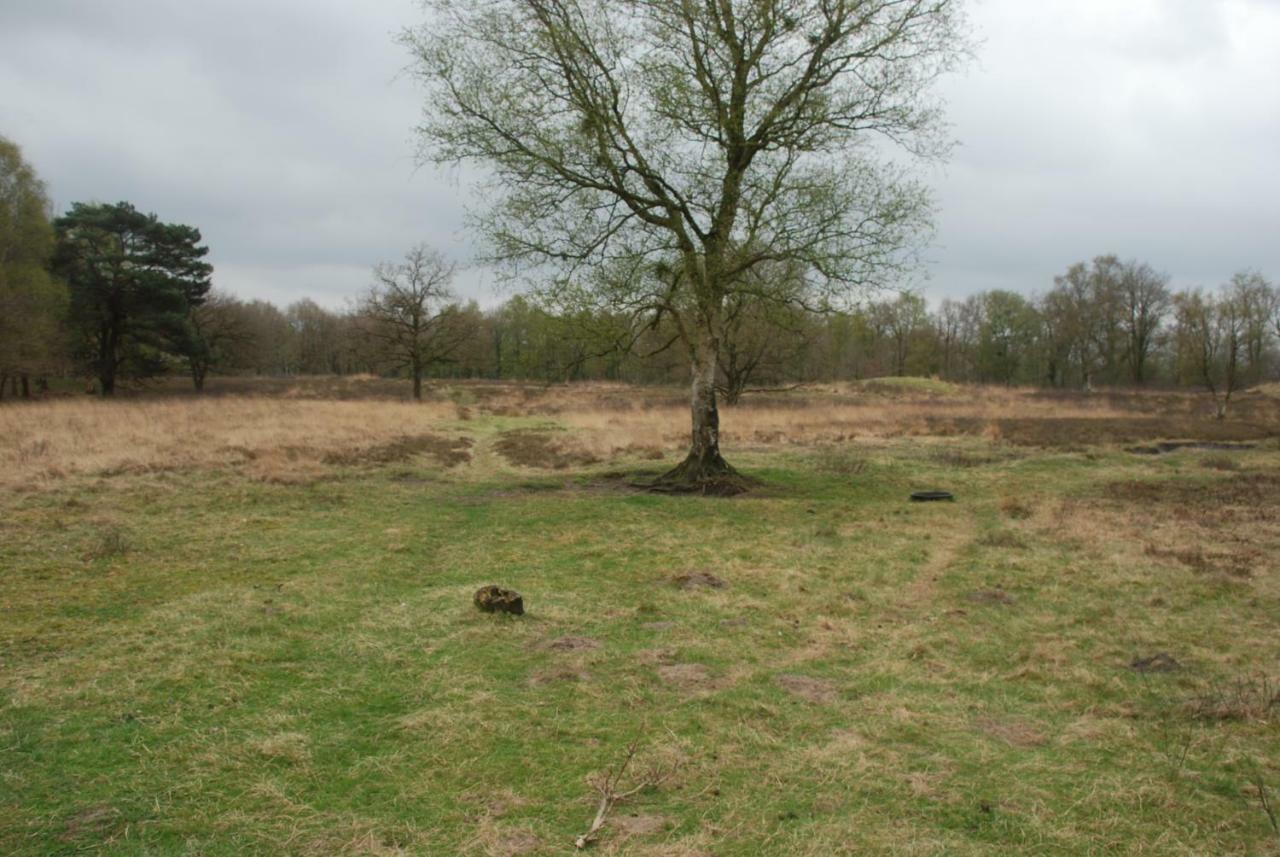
[493,429,601,470]
[0,397,460,488]
[1185,677,1280,723]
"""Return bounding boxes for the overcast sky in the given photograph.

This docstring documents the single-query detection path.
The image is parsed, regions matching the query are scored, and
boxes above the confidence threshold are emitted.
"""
[2,0,1277,309]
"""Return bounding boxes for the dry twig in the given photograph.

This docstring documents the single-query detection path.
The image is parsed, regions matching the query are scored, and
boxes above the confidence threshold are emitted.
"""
[573,742,678,849]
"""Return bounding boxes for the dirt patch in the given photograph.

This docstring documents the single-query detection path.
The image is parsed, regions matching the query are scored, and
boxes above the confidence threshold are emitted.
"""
[543,635,601,652]
[975,715,1047,748]
[775,673,838,704]
[657,663,713,690]
[483,828,535,854]
[968,589,1016,606]
[1106,473,1280,515]
[59,804,121,842]
[613,814,670,836]
[495,429,600,469]
[1144,543,1259,578]
[636,647,679,666]
[527,667,590,686]
[672,571,727,590]
[322,434,472,467]
[922,415,1274,448]
[1130,653,1181,674]
[1000,497,1034,520]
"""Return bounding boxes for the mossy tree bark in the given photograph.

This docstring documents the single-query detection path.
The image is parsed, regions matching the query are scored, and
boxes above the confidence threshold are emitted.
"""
[654,331,742,491]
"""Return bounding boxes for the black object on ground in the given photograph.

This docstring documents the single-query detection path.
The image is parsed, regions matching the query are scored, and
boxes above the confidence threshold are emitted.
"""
[910,490,955,502]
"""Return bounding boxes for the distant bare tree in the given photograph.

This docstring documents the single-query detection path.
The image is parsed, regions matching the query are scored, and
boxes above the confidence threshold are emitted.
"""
[1117,260,1170,385]
[182,290,252,392]
[1174,287,1244,419]
[1227,270,1276,384]
[358,245,468,400]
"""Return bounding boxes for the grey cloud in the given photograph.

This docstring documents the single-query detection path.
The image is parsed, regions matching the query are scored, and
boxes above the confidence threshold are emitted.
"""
[2,0,1277,311]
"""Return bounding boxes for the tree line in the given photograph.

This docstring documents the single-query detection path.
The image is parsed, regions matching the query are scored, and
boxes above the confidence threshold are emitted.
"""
[3,134,1277,413]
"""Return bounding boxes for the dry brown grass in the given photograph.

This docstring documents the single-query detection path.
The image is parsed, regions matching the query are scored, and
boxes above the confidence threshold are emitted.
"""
[3,378,1276,489]
[0,397,459,487]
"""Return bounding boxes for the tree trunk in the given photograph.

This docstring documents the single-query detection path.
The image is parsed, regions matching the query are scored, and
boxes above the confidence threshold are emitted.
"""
[653,333,749,495]
[412,364,423,401]
[20,374,30,399]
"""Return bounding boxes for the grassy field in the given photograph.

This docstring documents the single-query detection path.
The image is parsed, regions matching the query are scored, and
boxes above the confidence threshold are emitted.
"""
[2,380,1279,855]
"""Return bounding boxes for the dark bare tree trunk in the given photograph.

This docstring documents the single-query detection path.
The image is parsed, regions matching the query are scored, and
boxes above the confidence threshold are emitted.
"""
[20,374,30,399]
[412,370,423,401]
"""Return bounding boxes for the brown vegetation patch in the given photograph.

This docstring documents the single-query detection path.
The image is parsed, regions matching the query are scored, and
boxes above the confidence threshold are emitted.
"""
[1127,441,1258,456]
[977,530,1027,549]
[495,429,601,469]
[968,589,1016,606]
[527,667,591,687]
[657,662,714,690]
[1000,497,1034,520]
[671,571,727,590]
[1130,653,1181,674]
[931,448,1005,468]
[1107,473,1280,514]
[488,828,541,856]
[1184,676,1280,722]
[543,635,602,652]
[612,814,670,836]
[59,804,121,843]
[614,442,666,461]
[922,415,1274,448]
[322,433,472,467]
[1143,543,1260,578]
[775,673,838,704]
[975,716,1048,748]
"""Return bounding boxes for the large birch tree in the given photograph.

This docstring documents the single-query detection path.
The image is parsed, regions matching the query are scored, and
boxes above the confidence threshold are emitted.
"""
[404,0,966,491]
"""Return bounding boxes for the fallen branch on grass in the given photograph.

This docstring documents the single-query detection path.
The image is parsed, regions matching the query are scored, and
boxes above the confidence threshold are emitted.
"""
[573,742,679,849]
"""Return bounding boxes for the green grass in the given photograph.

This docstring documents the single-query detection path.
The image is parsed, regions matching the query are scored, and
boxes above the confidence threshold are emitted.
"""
[2,431,1279,855]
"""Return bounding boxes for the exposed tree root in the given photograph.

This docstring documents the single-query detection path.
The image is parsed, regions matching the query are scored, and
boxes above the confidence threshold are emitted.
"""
[642,452,758,496]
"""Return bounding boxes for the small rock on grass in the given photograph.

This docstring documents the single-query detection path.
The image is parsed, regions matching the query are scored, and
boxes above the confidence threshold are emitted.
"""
[474,585,524,615]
